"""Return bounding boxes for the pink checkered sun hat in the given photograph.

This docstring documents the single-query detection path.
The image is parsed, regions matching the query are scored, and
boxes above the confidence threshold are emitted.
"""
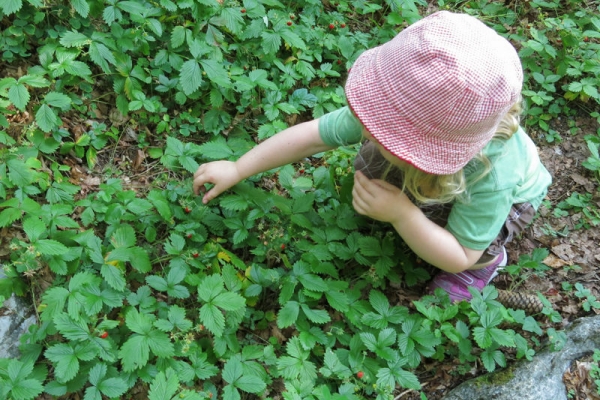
[345,11,523,175]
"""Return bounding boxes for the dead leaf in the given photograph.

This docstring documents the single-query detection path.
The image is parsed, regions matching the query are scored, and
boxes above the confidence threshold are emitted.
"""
[543,254,572,268]
[132,149,146,171]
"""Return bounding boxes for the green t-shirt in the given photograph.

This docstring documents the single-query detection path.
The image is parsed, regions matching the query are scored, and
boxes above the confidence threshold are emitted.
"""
[319,106,552,250]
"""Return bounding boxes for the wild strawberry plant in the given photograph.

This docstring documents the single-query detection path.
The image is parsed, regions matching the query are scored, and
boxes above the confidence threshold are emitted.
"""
[0,0,596,398]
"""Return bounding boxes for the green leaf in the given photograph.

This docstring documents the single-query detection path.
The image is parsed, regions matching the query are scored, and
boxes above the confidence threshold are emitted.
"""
[128,247,151,273]
[201,59,231,88]
[110,224,136,248]
[222,356,242,384]
[119,335,149,372]
[44,343,79,382]
[35,239,68,256]
[277,300,299,328]
[45,92,72,110]
[98,377,128,398]
[0,0,23,15]
[146,276,169,291]
[88,363,106,386]
[214,291,245,311]
[36,104,59,132]
[70,0,90,17]
[0,208,22,228]
[53,313,90,341]
[89,42,115,73]
[148,369,179,400]
[8,83,29,110]
[199,303,225,337]
[7,158,34,186]
[171,26,186,48]
[180,60,203,96]
[261,31,281,53]
[301,304,330,324]
[60,31,89,47]
[197,136,234,159]
[100,264,126,291]
[147,330,175,357]
[236,375,266,394]
[125,308,153,334]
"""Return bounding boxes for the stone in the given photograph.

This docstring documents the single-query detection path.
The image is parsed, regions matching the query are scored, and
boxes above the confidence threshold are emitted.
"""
[442,315,600,400]
[0,269,37,359]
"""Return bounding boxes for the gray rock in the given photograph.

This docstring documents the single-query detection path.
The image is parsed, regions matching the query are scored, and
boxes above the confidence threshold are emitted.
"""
[0,269,37,359]
[442,315,600,400]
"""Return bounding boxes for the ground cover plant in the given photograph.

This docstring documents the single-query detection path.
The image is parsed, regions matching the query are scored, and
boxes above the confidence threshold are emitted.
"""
[0,0,599,399]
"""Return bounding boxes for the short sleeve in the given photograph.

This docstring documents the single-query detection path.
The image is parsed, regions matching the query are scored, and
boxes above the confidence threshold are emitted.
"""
[445,188,513,250]
[318,106,364,147]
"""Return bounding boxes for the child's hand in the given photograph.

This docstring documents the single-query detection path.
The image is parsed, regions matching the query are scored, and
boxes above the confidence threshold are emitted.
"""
[193,161,242,204]
[352,170,413,223]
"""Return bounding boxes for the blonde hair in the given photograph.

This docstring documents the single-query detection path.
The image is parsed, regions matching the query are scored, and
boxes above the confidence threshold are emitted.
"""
[382,100,522,205]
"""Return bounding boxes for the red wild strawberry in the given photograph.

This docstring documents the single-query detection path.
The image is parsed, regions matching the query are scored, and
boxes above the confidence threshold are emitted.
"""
[184,207,191,213]
[187,233,192,238]
[280,244,286,250]
[299,168,305,173]
[341,23,346,28]
[337,60,342,65]
[193,253,199,258]
[100,332,108,339]
[329,23,335,30]
[241,8,246,13]
[287,21,292,26]
[357,371,364,379]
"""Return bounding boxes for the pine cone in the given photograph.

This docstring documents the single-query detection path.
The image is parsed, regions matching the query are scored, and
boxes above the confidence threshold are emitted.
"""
[497,290,544,314]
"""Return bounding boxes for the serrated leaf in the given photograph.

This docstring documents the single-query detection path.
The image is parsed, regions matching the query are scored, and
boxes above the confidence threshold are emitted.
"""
[261,31,281,53]
[119,335,149,372]
[199,303,225,337]
[97,377,128,398]
[171,26,186,48]
[9,378,44,400]
[0,0,23,15]
[297,273,328,292]
[214,291,245,311]
[45,91,72,110]
[148,369,179,400]
[0,208,22,228]
[60,31,89,47]
[45,344,79,382]
[301,304,330,324]
[53,313,90,341]
[35,239,68,255]
[23,217,45,241]
[89,42,115,74]
[147,330,174,357]
[201,59,231,88]
[146,276,168,291]
[8,83,29,110]
[277,300,299,328]
[236,375,266,394]
[180,60,202,96]
[71,0,90,17]
[101,264,126,291]
[36,104,59,132]
[220,195,249,211]
[197,137,234,159]
[110,225,136,248]
[128,247,151,272]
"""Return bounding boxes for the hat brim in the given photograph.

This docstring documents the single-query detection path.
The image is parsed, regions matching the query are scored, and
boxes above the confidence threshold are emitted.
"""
[346,45,500,175]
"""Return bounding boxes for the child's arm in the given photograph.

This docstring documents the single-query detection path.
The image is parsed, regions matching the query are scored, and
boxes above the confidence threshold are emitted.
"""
[193,119,336,204]
[352,171,484,272]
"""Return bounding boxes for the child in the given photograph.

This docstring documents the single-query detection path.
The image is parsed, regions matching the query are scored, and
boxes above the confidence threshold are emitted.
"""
[192,11,552,302]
